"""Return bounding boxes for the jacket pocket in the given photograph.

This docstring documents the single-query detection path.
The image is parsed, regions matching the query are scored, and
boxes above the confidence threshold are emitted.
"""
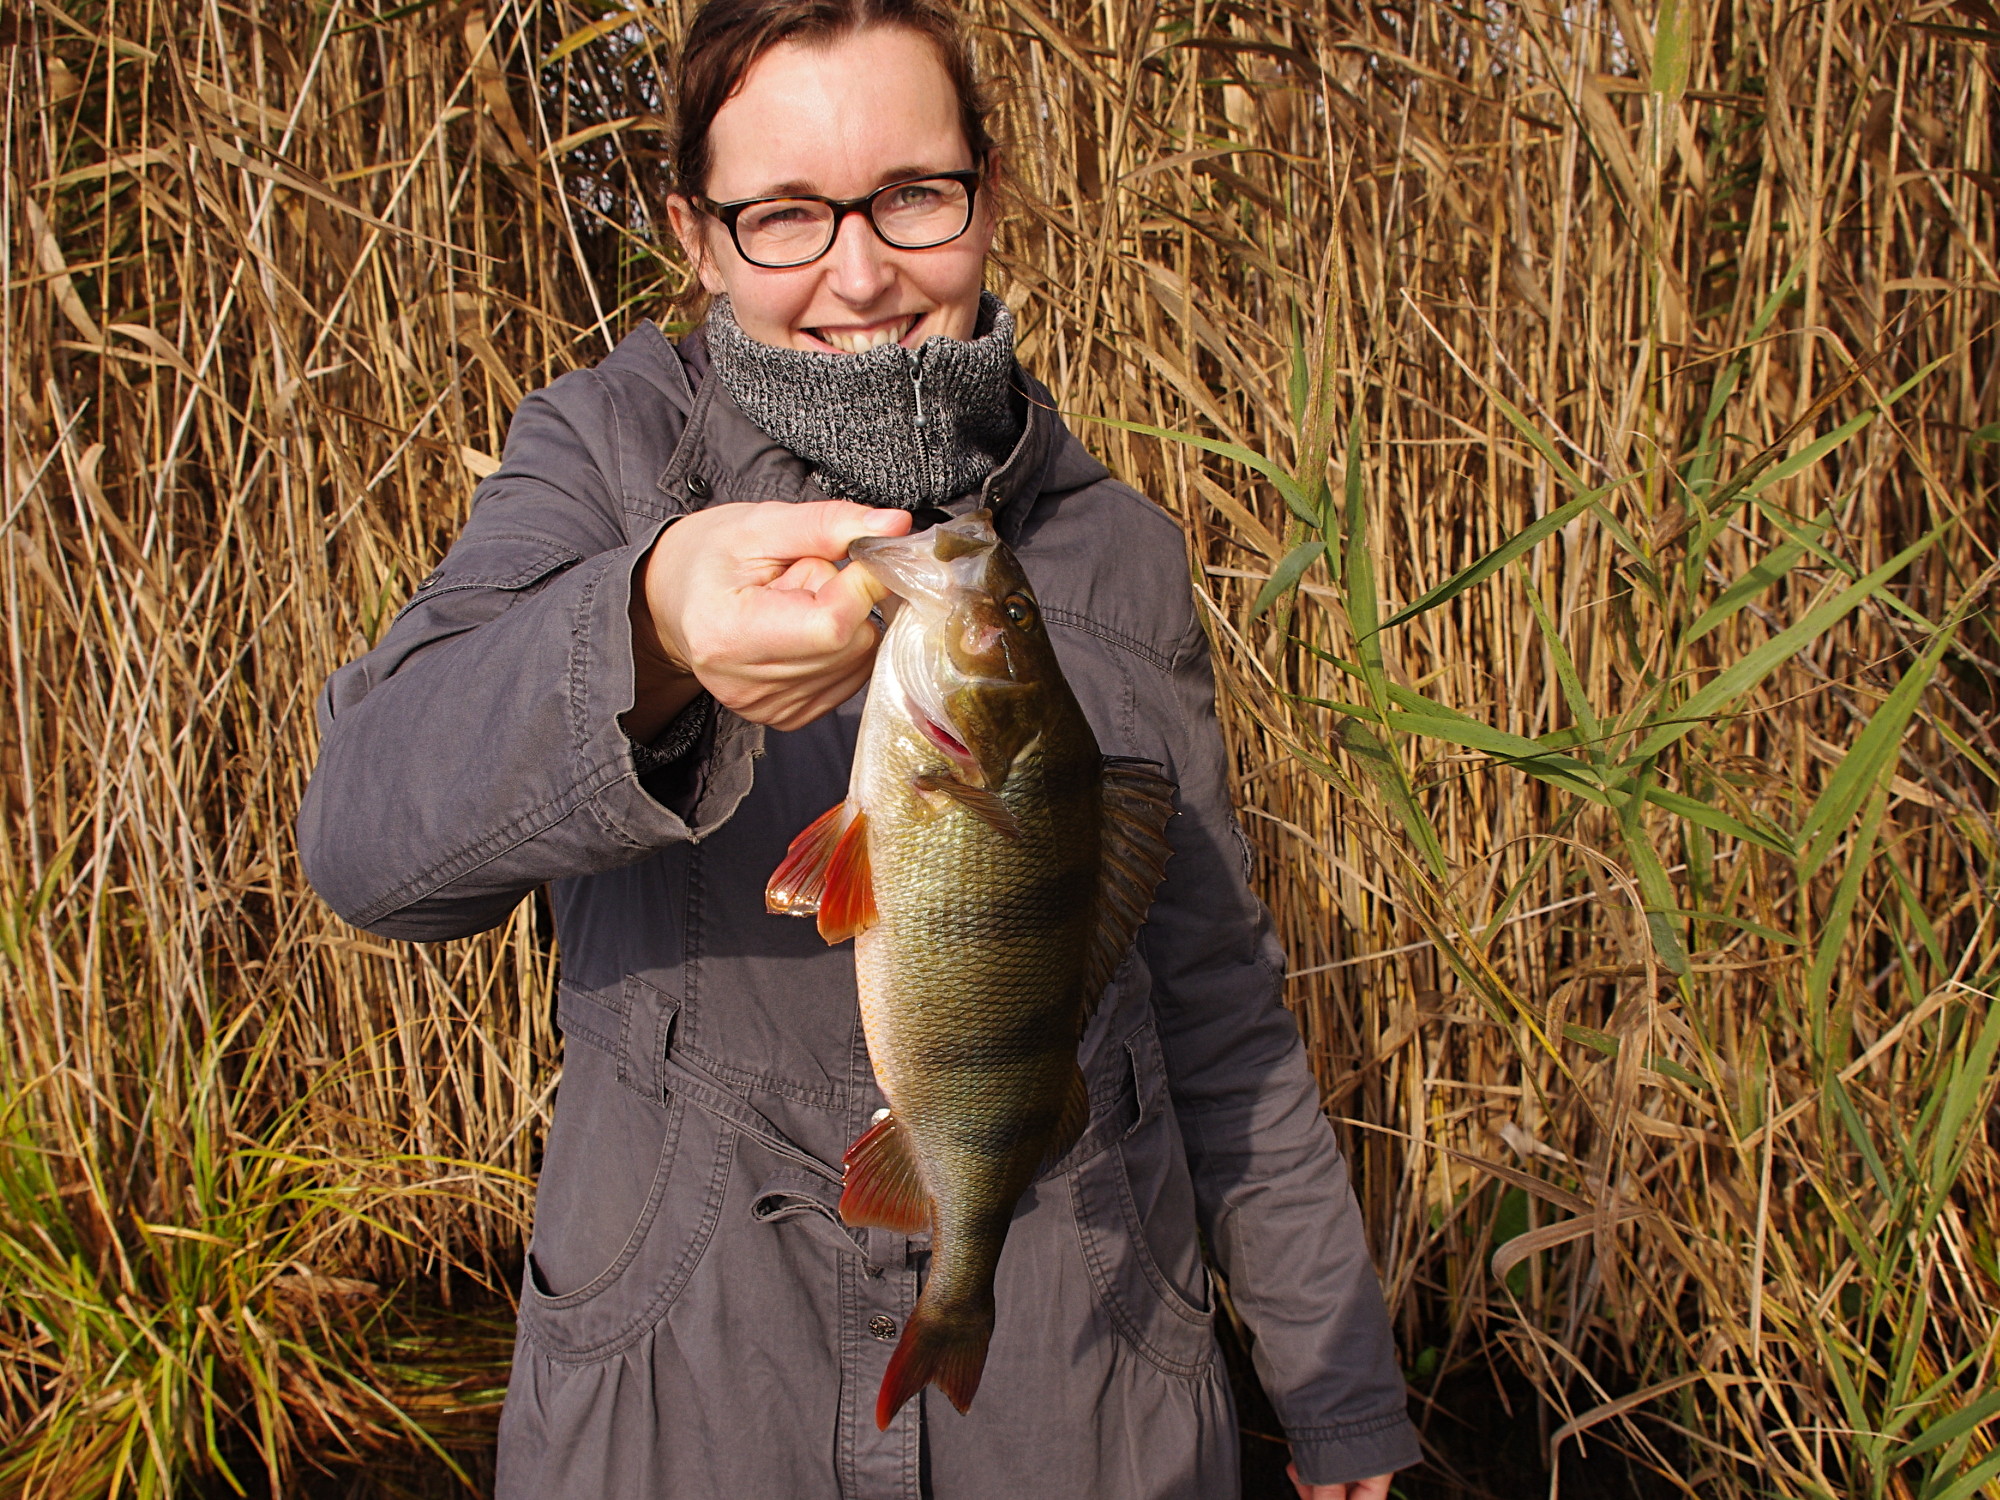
[1068,1019,1215,1378]
[517,1008,733,1364]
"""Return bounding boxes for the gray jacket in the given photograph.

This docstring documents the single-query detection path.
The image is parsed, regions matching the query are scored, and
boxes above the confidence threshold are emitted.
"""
[297,321,1421,1498]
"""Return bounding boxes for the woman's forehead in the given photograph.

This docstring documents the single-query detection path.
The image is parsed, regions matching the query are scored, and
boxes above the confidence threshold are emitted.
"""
[703,27,972,201]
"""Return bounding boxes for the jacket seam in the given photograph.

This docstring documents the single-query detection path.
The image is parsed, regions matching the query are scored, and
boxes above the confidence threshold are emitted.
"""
[348,758,624,927]
[673,1040,854,1110]
[1286,1411,1416,1441]
[1043,606,1175,672]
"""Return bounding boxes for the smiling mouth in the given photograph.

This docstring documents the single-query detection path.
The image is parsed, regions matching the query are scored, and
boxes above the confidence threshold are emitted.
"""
[810,314,921,354]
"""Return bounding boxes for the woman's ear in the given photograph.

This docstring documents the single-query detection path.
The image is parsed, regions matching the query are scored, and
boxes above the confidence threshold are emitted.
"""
[665,194,727,294]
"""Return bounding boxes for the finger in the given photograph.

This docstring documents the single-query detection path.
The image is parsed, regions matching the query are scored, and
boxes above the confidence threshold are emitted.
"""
[739,499,910,567]
[771,556,839,592]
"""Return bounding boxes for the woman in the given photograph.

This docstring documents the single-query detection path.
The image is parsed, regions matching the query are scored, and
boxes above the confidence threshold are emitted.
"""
[298,1,1419,1495]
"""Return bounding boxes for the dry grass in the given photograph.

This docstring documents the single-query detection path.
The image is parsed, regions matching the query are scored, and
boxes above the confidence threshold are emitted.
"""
[3,0,1997,1494]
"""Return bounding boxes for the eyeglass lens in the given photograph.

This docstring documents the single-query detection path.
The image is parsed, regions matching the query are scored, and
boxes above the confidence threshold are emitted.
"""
[735,178,972,267]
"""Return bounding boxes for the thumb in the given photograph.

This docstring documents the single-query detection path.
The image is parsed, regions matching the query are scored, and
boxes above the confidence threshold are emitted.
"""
[755,499,909,566]
[812,556,894,636]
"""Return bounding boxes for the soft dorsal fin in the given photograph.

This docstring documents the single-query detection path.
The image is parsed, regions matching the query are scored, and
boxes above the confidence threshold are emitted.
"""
[1078,758,1177,1030]
[1038,1064,1091,1172]
[841,1110,931,1233]
[912,773,1022,840]
[766,802,879,943]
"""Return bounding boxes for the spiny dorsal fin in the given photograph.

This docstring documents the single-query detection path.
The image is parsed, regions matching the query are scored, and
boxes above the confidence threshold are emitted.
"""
[912,773,1022,840]
[766,802,878,943]
[1079,757,1177,1029]
[841,1110,931,1233]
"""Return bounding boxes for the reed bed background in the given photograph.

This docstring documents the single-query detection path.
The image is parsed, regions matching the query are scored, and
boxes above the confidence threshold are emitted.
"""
[3,0,1997,1494]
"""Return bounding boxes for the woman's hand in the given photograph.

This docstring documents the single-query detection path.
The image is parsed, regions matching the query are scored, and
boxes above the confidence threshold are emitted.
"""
[627,499,912,739]
[1289,1464,1395,1500]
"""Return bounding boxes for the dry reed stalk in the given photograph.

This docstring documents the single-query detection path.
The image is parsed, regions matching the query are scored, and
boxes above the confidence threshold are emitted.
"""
[2,0,1996,1494]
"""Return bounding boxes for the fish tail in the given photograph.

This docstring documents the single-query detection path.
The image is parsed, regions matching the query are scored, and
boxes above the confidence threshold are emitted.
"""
[874,1298,993,1429]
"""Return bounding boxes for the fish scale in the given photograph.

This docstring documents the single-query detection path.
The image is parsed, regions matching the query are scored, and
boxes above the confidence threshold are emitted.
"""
[765,511,1175,1430]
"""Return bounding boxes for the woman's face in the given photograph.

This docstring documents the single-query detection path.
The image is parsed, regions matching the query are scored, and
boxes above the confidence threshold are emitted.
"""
[667,26,994,353]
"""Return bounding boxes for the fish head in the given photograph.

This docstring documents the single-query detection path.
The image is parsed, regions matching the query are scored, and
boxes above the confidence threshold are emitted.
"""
[849,510,1064,789]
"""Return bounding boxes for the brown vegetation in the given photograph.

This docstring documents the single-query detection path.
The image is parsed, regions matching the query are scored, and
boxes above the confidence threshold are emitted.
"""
[2,0,1996,1494]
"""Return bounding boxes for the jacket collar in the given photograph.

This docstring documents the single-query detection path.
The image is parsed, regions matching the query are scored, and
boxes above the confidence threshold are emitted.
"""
[648,323,1108,535]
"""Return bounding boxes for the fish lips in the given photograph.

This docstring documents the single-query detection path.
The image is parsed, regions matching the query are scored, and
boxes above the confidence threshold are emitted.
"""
[849,508,1001,613]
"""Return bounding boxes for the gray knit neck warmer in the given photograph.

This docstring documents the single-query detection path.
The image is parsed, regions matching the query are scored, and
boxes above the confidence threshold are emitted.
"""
[703,292,1022,510]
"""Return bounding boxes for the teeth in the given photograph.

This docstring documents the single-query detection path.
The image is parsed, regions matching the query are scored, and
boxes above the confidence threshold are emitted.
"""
[819,317,916,353]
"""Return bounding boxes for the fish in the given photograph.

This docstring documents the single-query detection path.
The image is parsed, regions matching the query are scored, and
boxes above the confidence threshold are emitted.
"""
[765,509,1177,1430]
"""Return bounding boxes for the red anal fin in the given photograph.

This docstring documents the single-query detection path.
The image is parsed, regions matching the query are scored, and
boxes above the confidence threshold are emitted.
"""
[766,802,878,943]
[912,773,1021,841]
[817,809,877,942]
[840,1110,930,1233]
[876,1303,993,1428]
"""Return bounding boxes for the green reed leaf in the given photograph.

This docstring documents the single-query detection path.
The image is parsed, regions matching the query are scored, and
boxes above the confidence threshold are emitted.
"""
[1684,517,1828,644]
[1630,529,1942,764]
[1079,413,1319,525]
[1798,602,1969,878]
[1380,481,1625,631]
[1335,716,1449,881]
[1807,783,1888,1050]
[1644,788,1796,856]
[1250,539,1326,619]
[1652,0,1691,101]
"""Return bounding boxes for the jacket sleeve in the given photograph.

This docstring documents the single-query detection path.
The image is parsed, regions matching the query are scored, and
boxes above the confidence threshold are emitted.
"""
[296,371,758,942]
[1140,615,1422,1486]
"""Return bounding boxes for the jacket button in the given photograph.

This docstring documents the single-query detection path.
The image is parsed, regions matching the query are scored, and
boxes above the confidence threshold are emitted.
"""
[684,474,711,500]
[868,1314,898,1341]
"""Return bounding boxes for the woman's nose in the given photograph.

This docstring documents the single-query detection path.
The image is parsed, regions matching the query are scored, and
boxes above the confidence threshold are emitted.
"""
[821,208,895,304]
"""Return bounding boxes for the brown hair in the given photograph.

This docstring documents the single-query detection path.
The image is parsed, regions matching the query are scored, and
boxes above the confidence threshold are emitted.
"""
[670,0,995,198]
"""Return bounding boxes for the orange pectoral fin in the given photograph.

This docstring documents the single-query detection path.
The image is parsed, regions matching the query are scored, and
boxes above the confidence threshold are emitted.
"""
[815,809,877,942]
[766,802,852,917]
[767,803,878,940]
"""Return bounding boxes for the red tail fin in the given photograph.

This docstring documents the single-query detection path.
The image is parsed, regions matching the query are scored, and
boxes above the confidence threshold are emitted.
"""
[875,1302,993,1429]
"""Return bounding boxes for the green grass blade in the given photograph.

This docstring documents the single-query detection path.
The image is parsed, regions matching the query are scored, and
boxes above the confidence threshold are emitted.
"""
[1617,765,1692,976]
[1827,1074,1894,1198]
[1888,1392,2000,1464]
[1660,907,1801,946]
[1923,1449,2000,1500]
[1923,999,2000,1227]
[1521,567,1608,777]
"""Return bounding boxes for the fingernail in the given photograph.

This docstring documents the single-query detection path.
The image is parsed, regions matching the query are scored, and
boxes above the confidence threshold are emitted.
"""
[864,511,905,532]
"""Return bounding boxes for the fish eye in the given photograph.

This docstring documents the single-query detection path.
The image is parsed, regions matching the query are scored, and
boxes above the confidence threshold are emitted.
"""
[1002,593,1036,627]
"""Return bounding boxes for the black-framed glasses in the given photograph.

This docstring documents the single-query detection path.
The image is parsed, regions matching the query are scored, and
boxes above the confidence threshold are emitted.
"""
[697,169,982,270]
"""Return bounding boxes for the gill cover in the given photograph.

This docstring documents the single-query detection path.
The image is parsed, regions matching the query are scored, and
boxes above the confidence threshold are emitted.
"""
[849,511,1048,789]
